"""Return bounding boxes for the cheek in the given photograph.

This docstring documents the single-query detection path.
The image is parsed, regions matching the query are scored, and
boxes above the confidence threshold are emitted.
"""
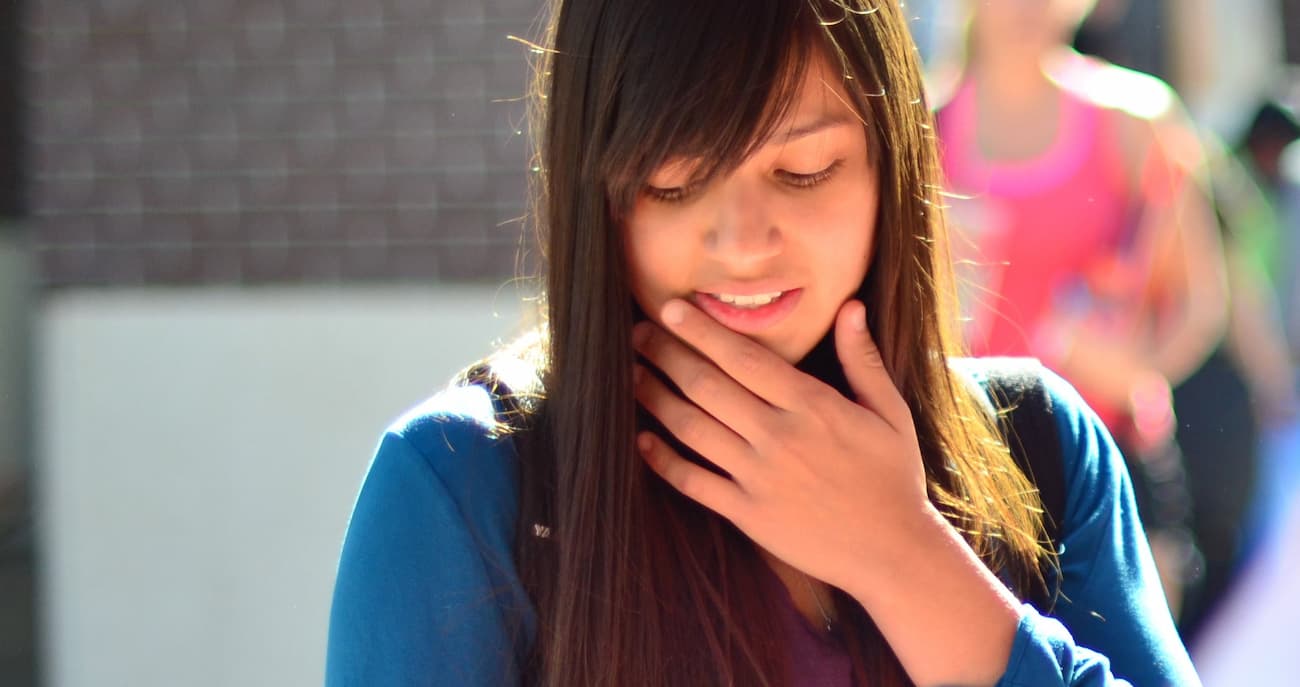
[818,188,877,294]
[822,218,875,288]
[802,180,877,262]
[623,211,692,303]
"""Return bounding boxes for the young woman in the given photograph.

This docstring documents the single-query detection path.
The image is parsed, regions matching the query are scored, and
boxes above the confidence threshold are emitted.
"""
[326,1,1199,685]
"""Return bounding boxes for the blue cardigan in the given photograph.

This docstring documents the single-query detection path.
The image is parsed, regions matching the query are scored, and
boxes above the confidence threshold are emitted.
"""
[326,362,1200,686]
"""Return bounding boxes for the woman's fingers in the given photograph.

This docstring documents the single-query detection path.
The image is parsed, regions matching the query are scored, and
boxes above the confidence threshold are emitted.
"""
[833,300,914,434]
[651,299,815,411]
[637,431,748,523]
[634,318,780,441]
[634,364,755,479]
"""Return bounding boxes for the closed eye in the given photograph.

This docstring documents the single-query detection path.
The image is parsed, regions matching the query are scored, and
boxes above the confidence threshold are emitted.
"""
[776,159,843,188]
[643,180,703,204]
[644,159,845,204]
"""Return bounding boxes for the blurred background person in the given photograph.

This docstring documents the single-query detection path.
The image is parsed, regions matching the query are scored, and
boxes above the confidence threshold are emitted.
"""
[933,0,1230,619]
[1172,105,1299,645]
[1233,102,1300,354]
[1058,0,1300,658]
[1185,122,1300,681]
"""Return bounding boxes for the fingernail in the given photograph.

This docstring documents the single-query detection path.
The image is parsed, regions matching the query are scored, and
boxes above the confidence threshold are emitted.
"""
[662,300,686,326]
[637,433,654,453]
[853,303,867,331]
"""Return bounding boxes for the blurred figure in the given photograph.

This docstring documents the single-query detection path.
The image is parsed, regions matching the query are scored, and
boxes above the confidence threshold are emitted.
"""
[1234,103,1300,354]
[1183,126,1300,681]
[934,0,1229,618]
[1241,102,1300,193]
[1173,108,1300,644]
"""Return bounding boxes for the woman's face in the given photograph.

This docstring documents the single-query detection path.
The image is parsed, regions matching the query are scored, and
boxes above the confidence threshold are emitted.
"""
[624,50,878,364]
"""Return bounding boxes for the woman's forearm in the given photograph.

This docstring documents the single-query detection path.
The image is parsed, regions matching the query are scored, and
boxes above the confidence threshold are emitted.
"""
[1146,183,1228,386]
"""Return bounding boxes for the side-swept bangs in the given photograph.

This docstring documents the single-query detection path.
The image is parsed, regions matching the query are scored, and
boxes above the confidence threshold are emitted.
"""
[595,0,822,216]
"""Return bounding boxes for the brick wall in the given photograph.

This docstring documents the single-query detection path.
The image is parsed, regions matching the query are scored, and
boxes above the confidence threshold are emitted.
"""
[25,0,539,286]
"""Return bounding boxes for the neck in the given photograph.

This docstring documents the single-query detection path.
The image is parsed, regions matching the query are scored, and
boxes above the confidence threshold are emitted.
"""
[968,39,1069,112]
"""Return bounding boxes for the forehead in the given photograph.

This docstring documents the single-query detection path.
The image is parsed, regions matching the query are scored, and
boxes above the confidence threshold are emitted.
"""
[770,50,860,136]
[789,50,854,113]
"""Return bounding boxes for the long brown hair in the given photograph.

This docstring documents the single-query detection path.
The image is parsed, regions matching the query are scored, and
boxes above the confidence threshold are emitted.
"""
[466,1,1053,684]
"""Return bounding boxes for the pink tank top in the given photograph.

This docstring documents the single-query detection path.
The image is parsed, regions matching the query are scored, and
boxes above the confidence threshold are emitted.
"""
[936,80,1138,430]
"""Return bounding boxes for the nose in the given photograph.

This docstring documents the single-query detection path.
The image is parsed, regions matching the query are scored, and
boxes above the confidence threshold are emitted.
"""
[705,181,783,265]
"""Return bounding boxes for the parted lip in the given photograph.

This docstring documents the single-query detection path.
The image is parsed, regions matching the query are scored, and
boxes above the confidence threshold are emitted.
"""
[692,288,803,335]
[694,280,800,297]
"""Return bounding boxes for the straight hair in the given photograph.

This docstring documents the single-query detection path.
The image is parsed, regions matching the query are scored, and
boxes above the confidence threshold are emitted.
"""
[463,1,1055,684]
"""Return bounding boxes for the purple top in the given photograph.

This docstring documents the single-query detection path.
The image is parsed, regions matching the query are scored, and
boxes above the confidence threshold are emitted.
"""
[761,564,855,687]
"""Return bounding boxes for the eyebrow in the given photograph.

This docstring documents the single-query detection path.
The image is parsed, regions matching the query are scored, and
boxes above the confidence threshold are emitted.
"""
[761,112,856,147]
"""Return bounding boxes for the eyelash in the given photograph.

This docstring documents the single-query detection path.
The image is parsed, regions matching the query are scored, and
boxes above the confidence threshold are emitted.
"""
[644,159,845,204]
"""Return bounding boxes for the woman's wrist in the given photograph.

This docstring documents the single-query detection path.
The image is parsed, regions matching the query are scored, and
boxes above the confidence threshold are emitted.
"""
[842,503,1021,686]
[842,501,1008,609]
[829,498,946,600]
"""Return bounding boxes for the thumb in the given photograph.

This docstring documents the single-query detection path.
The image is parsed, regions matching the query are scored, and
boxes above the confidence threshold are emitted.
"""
[834,300,910,431]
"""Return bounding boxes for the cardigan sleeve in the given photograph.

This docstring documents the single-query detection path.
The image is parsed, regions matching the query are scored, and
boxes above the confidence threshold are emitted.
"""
[325,387,532,687]
[997,368,1201,687]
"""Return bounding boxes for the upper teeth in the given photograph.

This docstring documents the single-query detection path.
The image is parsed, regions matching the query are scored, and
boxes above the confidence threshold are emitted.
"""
[714,291,783,307]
